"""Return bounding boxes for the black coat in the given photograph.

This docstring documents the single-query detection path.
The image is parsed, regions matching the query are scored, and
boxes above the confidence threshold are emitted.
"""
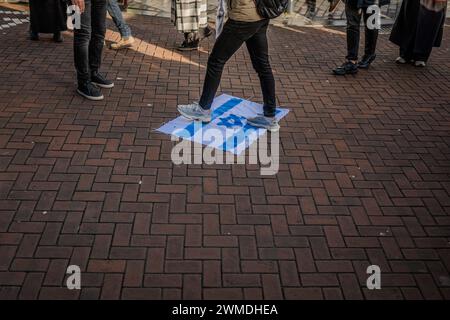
[390,0,446,48]
[29,0,67,34]
[346,0,391,8]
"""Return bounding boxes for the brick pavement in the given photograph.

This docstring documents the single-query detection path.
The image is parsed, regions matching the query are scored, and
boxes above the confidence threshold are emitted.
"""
[0,4,449,300]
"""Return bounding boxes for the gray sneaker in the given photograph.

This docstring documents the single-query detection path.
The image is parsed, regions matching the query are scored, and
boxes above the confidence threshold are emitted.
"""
[247,115,280,132]
[177,102,212,122]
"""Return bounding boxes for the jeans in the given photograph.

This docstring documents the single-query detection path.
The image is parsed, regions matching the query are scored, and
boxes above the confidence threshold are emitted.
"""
[107,0,131,38]
[199,19,276,117]
[74,0,107,85]
[345,2,379,61]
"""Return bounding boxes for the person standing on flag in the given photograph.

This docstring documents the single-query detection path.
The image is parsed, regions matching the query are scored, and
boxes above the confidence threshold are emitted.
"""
[177,0,280,132]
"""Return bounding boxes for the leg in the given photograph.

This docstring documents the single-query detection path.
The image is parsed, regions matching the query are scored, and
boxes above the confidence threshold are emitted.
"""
[345,3,362,61]
[199,20,249,110]
[89,0,107,75]
[362,8,379,57]
[245,20,276,118]
[333,2,360,75]
[107,0,132,38]
[74,0,93,85]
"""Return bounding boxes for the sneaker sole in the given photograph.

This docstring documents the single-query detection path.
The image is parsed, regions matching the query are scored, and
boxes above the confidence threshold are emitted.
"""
[179,113,211,123]
[333,69,358,75]
[247,122,280,133]
[177,46,199,52]
[77,89,104,101]
[92,82,115,89]
[110,44,133,50]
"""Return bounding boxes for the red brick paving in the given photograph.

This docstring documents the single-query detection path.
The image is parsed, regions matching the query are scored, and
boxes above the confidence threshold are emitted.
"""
[0,4,449,300]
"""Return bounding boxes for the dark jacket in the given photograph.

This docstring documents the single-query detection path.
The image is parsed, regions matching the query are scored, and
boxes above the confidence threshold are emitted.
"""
[346,0,390,8]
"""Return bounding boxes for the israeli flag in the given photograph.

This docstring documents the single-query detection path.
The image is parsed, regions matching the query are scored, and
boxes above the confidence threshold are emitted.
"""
[157,94,289,155]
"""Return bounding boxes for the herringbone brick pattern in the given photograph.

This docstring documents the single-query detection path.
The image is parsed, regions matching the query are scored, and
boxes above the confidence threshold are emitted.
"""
[0,4,449,299]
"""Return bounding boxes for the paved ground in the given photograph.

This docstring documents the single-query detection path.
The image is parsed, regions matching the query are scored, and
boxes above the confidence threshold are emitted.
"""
[0,3,450,300]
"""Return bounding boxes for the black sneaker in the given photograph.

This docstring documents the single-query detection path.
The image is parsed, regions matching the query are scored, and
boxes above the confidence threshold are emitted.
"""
[91,72,114,89]
[358,54,376,69]
[333,61,358,75]
[77,82,104,101]
[177,39,199,51]
[53,32,63,43]
[29,30,39,41]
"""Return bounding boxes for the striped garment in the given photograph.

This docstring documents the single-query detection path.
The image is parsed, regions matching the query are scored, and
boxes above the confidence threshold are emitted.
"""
[171,0,208,33]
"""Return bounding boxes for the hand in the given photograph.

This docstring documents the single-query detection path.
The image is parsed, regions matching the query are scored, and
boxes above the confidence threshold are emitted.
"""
[72,0,85,13]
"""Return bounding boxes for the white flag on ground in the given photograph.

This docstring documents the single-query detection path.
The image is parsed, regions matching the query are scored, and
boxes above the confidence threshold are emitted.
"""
[216,0,227,38]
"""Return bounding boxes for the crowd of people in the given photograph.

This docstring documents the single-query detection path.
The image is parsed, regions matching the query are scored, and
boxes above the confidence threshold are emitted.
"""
[27,0,447,131]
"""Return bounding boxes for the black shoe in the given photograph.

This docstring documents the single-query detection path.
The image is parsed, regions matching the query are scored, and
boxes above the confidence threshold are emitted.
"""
[358,54,376,69]
[333,61,358,75]
[29,31,39,41]
[91,72,114,89]
[53,32,63,43]
[77,82,104,101]
[203,26,213,39]
[177,39,199,51]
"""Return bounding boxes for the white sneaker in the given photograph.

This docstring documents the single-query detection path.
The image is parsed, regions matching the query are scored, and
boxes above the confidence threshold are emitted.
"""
[177,102,212,122]
[395,56,407,64]
[414,60,426,67]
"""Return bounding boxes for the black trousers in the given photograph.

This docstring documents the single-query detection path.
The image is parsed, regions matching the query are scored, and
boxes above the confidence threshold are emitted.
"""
[199,19,276,118]
[74,0,107,85]
[345,3,379,61]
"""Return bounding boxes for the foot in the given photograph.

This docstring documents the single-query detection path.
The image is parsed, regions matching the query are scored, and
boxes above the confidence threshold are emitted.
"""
[414,61,426,67]
[358,54,376,69]
[332,61,358,75]
[53,32,63,43]
[177,39,199,51]
[247,115,280,133]
[395,56,407,64]
[203,26,213,39]
[91,72,114,89]
[29,31,39,41]
[77,82,104,101]
[110,36,134,50]
[329,0,340,12]
[306,9,315,19]
[177,102,211,122]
